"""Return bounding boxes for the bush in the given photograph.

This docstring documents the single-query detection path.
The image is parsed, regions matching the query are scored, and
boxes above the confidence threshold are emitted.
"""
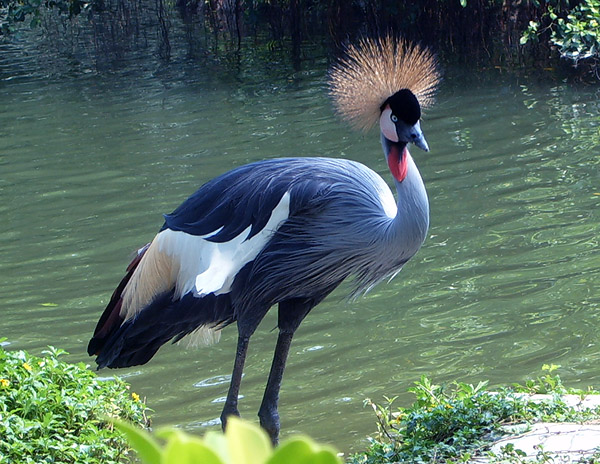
[0,341,150,463]
[350,365,600,464]
[522,0,600,76]
[550,0,600,66]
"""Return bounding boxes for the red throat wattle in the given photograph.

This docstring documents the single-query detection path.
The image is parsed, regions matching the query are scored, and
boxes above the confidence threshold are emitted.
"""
[387,144,409,182]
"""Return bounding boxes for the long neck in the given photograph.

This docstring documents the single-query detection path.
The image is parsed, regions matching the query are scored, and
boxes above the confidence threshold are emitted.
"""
[381,134,430,262]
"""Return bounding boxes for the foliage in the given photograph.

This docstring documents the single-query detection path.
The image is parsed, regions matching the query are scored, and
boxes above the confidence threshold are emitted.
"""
[0,340,150,463]
[522,0,600,75]
[116,415,342,464]
[0,0,94,34]
[1,0,600,76]
[349,365,600,464]
[550,0,600,65]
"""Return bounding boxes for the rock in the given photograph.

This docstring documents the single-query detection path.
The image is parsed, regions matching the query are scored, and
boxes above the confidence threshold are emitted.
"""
[488,423,600,462]
[473,394,600,463]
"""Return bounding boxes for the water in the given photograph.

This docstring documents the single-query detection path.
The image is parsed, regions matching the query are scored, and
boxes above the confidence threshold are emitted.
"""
[2,37,600,453]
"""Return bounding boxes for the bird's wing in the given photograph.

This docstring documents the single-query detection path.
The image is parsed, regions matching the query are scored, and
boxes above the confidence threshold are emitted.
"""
[117,159,334,321]
[89,157,392,360]
[150,191,290,298]
[89,160,301,357]
[162,161,295,242]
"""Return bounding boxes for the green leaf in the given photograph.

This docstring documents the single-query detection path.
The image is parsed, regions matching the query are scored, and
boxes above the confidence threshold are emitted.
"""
[268,438,314,464]
[204,430,230,464]
[542,363,561,373]
[268,438,341,464]
[225,417,272,464]
[308,450,342,464]
[459,0,467,7]
[163,430,224,464]
[114,420,161,464]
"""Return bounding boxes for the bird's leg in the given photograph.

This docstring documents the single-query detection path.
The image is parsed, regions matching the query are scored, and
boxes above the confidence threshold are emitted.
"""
[220,334,250,431]
[258,299,313,445]
[258,329,294,445]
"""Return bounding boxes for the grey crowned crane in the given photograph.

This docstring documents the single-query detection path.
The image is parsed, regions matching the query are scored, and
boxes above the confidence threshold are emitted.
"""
[88,36,441,444]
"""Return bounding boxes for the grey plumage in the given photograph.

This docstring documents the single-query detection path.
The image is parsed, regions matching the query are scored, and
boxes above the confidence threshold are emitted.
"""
[240,156,428,311]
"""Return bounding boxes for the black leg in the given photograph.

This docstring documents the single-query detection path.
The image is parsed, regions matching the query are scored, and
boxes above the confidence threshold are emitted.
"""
[221,334,250,431]
[258,298,317,445]
[258,329,294,445]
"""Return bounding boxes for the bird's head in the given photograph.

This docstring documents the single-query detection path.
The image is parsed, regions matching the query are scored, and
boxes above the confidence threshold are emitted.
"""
[329,35,440,154]
[379,89,429,152]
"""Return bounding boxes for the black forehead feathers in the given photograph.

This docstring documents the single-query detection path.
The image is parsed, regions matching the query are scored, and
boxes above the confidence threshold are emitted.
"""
[381,89,421,125]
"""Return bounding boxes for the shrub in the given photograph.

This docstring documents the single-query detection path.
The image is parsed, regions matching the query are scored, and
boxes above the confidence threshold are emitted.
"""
[0,341,150,463]
[549,0,600,69]
[350,365,600,464]
[522,0,600,76]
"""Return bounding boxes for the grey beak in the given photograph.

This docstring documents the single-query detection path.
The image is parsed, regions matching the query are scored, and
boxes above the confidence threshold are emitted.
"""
[411,121,429,152]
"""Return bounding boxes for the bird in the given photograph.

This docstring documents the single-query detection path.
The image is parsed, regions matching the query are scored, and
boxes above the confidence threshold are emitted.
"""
[87,35,441,444]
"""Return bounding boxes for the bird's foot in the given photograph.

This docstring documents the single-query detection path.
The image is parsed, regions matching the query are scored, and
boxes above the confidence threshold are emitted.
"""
[258,406,280,446]
[220,406,241,432]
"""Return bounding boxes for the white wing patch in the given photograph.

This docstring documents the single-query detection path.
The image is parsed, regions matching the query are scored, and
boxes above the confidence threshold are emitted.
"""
[159,191,291,300]
[119,192,290,348]
[120,191,291,327]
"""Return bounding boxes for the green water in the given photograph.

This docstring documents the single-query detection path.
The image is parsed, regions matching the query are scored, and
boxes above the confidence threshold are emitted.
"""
[2,40,600,452]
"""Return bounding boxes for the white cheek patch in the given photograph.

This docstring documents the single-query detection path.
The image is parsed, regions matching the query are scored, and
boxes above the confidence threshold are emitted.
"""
[379,107,399,142]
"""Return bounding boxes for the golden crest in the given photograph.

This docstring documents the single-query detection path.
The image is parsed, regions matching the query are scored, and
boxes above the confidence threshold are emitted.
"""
[329,36,441,131]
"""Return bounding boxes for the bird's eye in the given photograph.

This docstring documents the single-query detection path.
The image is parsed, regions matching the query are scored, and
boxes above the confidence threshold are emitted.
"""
[391,114,398,123]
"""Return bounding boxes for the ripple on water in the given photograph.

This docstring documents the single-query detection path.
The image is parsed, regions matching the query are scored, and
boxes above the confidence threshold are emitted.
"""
[193,375,232,388]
